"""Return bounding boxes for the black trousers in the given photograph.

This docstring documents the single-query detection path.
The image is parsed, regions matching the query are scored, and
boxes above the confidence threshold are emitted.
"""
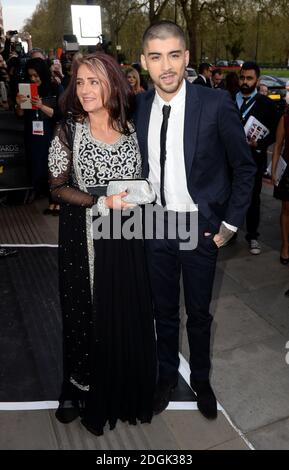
[245,153,264,241]
[144,211,218,385]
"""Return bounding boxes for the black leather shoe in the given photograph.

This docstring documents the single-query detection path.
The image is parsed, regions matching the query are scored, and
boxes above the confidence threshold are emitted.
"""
[55,400,80,424]
[153,380,178,415]
[190,379,217,420]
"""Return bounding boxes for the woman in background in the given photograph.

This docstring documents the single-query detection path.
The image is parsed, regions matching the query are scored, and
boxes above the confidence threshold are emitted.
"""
[271,82,289,265]
[124,66,144,94]
[15,58,63,214]
[225,71,240,100]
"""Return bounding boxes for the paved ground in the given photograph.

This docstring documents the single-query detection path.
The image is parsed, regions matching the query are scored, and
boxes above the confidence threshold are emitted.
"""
[0,181,289,450]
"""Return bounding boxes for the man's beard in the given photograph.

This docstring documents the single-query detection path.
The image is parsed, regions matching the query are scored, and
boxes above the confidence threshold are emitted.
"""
[157,75,182,94]
[240,83,257,95]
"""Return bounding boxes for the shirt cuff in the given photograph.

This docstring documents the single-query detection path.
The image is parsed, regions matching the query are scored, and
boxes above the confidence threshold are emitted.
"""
[222,221,238,232]
[96,195,109,216]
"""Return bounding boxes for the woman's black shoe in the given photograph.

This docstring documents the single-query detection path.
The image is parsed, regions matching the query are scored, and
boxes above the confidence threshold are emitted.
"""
[280,256,289,265]
[55,400,80,424]
[81,419,104,436]
[153,379,178,415]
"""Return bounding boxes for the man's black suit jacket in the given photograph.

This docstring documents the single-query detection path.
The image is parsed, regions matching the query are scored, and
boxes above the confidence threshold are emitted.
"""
[194,75,211,87]
[134,81,256,230]
[240,93,279,152]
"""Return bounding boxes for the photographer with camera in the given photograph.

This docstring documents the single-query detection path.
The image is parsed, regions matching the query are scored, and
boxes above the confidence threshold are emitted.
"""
[1,30,29,61]
[1,30,16,62]
[60,35,81,89]
[1,30,31,103]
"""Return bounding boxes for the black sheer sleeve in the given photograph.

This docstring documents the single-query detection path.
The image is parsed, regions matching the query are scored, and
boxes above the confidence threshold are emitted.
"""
[48,123,96,207]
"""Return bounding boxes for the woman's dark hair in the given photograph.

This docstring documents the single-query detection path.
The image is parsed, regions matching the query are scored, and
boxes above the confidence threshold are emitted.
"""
[225,71,240,97]
[25,57,53,97]
[59,52,135,134]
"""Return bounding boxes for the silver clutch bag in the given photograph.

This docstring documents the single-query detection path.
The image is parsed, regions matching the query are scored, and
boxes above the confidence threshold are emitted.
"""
[107,179,156,205]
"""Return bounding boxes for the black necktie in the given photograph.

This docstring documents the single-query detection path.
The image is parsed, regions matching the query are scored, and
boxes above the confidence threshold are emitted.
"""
[160,104,171,207]
[240,96,250,116]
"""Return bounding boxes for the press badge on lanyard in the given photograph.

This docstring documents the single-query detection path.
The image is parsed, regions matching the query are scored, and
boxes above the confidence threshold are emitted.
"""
[32,110,44,136]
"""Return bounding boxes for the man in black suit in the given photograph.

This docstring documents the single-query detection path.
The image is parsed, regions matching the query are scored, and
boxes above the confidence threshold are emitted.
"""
[212,68,225,89]
[135,21,256,419]
[235,62,278,255]
[193,62,212,87]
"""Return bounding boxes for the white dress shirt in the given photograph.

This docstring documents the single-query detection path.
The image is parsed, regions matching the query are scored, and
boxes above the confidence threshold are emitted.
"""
[148,80,197,213]
[147,79,237,231]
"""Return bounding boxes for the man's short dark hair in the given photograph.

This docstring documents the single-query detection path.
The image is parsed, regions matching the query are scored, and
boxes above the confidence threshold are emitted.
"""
[198,62,211,74]
[212,68,222,77]
[142,20,186,50]
[241,61,260,78]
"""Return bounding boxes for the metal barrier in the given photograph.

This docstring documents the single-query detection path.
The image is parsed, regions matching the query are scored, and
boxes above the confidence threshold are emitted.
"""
[0,110,31,192]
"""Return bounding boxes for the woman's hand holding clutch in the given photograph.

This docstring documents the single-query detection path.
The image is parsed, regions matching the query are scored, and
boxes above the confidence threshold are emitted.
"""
[105,191,137,210]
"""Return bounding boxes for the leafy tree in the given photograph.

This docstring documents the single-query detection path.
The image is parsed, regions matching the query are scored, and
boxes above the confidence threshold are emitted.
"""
[177,0,249,66]
[22,0,289,66]
[98,1,147,56]
[148,0,171,23]
[23,0,86,52]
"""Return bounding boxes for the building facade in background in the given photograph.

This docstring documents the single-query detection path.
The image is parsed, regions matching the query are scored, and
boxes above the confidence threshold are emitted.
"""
[0,1,4,50]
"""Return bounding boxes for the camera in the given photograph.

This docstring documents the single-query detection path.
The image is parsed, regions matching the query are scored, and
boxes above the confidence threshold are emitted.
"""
[63,34,79,53]
[8,30,18,36]
[14,43,23,54]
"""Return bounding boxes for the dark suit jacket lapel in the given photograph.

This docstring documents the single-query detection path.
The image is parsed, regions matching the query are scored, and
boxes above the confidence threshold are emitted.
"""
[138,89,155,177]
[184,81,202,179]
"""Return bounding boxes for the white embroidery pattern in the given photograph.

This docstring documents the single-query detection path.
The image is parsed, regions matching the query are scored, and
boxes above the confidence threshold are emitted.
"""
[77,124,142,187]
[70,375,90,392]
[48,136,69,177]
[72,121,142,298]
